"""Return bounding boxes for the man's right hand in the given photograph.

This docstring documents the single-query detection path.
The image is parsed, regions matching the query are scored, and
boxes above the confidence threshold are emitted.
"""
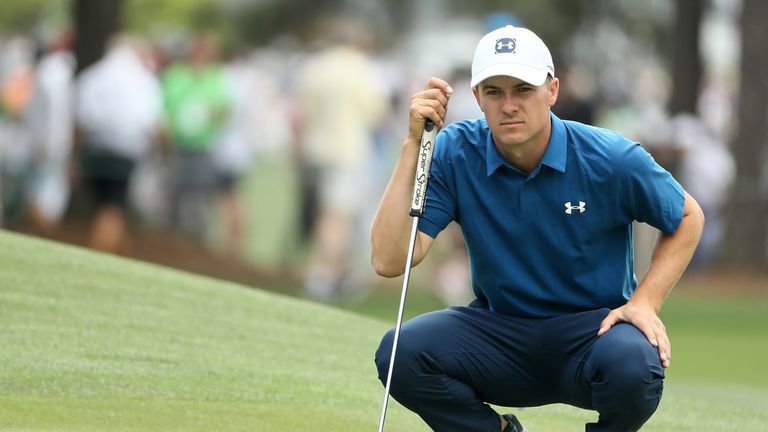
[407,77,453,142]
[370,77,452,277]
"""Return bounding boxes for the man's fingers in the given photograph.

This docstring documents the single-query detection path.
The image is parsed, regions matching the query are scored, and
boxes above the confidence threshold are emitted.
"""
[424,96,449,113]
[412,88,450,109]
[658,340,670,367]
[656,325,672,367]
[639,325,658,347]
[410,93,450,128]
[425,76,454,96]
[597,312,619,336]
[410,102,446,128]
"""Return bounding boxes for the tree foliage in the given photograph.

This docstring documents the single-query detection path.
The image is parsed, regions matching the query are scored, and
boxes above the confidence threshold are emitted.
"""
[0,0,62,34]
[124,0,224,33]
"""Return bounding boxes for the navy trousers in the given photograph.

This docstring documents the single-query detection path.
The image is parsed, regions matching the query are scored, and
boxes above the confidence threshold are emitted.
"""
[375,303,664,431]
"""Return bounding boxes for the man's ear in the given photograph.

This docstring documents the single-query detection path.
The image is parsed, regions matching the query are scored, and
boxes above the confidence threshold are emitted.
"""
[548,77,560,107]
[472,86,484,112]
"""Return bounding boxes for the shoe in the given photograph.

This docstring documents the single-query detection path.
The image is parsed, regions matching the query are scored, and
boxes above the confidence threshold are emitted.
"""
[502,413,528,432]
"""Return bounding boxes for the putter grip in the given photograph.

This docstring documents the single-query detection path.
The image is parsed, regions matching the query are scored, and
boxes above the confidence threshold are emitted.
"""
[409,120,438,217]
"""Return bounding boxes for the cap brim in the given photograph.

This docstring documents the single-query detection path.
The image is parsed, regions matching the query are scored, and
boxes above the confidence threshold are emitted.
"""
[471,63,548,87]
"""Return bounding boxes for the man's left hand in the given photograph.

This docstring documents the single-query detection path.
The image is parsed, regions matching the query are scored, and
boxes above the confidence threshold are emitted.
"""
[598,301,671,368]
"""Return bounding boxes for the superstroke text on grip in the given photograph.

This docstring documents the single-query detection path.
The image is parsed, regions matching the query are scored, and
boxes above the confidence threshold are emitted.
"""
[409,120,438,217]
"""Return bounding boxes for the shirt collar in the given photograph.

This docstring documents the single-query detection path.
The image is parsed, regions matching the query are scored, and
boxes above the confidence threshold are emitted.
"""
[486,112,568,177]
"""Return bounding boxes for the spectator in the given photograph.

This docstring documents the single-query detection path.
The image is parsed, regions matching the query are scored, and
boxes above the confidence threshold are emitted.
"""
[75,34,163,253]
[161,32,231,240]
[0,36,35,226]
[294,16,388,299]
[672,113,736,268]
[211,55,258,260]
[23,31,76,233]
[552,63,596,124]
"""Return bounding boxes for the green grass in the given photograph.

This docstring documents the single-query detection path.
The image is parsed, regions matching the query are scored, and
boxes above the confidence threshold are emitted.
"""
[1,229,767,431]
[0,229,416,431]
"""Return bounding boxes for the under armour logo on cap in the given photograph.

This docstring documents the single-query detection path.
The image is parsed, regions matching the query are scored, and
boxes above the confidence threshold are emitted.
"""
[495,38,516,54]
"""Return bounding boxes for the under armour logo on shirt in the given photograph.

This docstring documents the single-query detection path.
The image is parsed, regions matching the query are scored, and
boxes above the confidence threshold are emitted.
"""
[495,38,516,54]
[564,201,586,214]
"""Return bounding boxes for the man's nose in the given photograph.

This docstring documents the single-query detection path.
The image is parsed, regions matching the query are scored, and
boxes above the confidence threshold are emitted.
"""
[501,94,519,114]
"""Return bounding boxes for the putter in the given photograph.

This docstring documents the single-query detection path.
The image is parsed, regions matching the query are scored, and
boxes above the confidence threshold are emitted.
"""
[377,119,439,432]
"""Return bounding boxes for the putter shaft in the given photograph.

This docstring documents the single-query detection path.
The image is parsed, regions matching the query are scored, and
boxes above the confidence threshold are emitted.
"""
[377,216,420,432]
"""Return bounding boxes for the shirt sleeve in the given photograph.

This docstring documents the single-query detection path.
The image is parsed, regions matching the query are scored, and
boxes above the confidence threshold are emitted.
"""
[418,130,456,238]
[616,142,685,235]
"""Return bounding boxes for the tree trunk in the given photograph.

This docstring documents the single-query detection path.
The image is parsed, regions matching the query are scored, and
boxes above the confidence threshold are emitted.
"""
[73,0,123,75]
[723,0,768,271]
[668,0,704,115]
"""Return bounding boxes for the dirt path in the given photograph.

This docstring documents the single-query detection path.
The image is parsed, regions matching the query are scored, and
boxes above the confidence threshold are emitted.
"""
[11,217,299,292]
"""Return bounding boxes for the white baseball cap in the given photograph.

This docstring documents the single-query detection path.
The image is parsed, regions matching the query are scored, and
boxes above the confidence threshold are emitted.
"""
[470,25,555,87]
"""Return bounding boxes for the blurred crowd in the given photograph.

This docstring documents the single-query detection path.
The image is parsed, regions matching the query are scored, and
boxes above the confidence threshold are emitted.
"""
[0,18,404,301]
[0,12,739,302]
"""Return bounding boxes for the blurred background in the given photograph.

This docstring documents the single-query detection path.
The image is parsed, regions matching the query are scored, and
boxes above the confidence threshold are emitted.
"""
[0,0,765,311]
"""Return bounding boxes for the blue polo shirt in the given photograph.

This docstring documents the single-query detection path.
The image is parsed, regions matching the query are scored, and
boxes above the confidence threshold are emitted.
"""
[419,113,685,318]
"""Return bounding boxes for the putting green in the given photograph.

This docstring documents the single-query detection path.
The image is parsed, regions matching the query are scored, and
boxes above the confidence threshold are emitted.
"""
[1,229,766,431]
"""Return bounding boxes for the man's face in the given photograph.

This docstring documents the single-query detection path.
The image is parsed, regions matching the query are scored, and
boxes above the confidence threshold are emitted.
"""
[473,75,559,149]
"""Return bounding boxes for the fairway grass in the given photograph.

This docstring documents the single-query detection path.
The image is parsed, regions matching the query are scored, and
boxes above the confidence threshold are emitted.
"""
[1,229,767,431]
